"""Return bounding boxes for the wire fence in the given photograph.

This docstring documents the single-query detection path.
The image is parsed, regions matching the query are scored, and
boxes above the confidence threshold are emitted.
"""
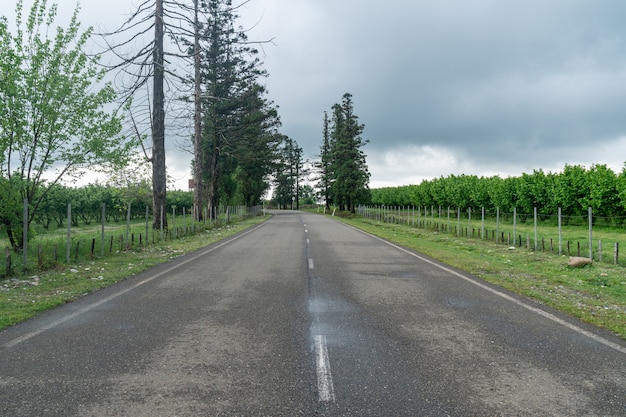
[2,202,264,277]
[357,205,626,266]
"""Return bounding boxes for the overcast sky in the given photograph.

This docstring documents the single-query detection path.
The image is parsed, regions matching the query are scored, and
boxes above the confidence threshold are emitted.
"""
[3,0,626,189]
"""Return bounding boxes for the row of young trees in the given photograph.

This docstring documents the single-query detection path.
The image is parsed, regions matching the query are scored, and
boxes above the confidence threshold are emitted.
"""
[34,184,194,229]
[316,93,370,212]
[370,163,626,219]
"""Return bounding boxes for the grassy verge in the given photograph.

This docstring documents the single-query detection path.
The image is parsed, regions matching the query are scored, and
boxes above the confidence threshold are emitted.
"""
[325,212,626,340]
[0,216,269,329]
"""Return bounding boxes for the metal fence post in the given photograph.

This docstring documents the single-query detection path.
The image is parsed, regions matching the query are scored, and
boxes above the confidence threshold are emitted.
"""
[589,207,593,260]
[101,203,105,257]
[534,207,538,251]
[66,203,71,264]
[558,207,562,255]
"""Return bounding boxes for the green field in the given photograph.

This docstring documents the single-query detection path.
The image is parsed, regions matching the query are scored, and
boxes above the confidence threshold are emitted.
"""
[359,206,626,264]
[1,209,257,277]
[0,215,269,329]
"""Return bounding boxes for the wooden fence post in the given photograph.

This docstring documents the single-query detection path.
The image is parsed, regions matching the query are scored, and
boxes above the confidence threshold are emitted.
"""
[5,247,12,276]
[74,241,80,262]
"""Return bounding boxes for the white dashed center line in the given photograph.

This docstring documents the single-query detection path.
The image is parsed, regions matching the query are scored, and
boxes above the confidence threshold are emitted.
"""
[313,335,335,402]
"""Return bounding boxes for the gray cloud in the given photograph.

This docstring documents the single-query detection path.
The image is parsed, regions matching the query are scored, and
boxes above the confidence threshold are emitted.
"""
[250,1,626,169]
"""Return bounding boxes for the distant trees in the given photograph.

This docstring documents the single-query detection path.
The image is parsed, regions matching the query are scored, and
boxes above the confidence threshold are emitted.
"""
[369,163,626,221]
[273,136,304,209]
[316,93,370,212]
[0,0,131,250]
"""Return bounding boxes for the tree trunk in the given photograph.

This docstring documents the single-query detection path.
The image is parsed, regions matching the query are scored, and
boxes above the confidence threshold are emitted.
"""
[152,0,167,230]
[192,0,203,221]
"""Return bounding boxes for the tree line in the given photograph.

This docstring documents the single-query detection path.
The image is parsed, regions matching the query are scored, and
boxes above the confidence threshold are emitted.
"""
[102,0,287,225]
[0,0,303,250]
[370,164,626,221]
[0,0,375,251]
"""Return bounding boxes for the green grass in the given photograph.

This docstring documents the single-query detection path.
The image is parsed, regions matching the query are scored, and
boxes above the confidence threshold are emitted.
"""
[0,216,269,329]
[1,214,253,277]
[325,211,626,341]
[362,207,626,263]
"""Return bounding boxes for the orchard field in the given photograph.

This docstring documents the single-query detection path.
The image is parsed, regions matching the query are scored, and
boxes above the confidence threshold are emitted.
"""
[0,184,261,277]
[370,164,626,222]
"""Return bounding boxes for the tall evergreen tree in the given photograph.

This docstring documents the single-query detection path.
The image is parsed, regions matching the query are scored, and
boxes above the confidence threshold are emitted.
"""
[328,93,370,212]
[197,0,272,215]
[315,111,333,209]
[230,84,282,206]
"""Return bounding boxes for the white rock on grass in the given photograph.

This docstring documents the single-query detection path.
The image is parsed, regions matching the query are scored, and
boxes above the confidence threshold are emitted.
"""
[568,256,592,268]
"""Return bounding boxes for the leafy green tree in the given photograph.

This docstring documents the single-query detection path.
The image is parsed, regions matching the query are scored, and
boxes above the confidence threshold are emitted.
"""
[487,176,517,213]
[514,169,553,216]
[0,0,131,249]
[442,175,472,209]
[167,190,194,213]
[34,183,67,229]
[616,164,626,222]
[583,164,619,219]
[328,93,370,212]
[553,164,589,218]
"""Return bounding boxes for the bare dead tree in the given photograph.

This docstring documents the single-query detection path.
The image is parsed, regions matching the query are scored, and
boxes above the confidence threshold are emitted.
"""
[94,0,167,229]
[193,0,203,221]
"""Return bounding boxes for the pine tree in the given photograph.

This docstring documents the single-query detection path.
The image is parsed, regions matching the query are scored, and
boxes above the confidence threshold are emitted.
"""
[328,93,370,212]
[230,83,282,206]
[315,111,333,209]
[198,0,272,215]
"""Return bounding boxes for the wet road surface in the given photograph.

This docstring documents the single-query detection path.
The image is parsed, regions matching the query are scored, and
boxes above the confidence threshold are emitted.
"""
[1,210,625,416]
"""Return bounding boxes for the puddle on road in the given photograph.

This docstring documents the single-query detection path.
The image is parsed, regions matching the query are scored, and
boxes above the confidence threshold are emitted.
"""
[308,296,364,349]
[308,296,355,314]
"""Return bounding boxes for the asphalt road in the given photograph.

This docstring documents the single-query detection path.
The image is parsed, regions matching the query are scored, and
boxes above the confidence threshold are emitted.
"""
[1,210,625,416]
